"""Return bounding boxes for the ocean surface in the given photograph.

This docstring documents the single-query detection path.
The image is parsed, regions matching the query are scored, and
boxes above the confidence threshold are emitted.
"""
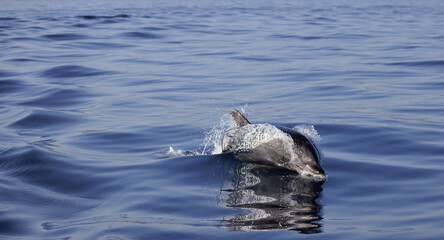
[1,0,444,239]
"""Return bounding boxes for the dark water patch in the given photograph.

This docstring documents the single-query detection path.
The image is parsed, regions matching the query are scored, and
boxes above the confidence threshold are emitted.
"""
[230,56,278,62]
[332,33,374,39]
[0,79,26,94]
[0,181,91,238]
[36,17,58,21]
[400,80,444,90]
[191,51,237,57]
[41,216,220,239]
[219,28,252,35]
[270,34,325,40]
[99,19,125,24]
[7,57,38,62]
[69,125,196,154]
[0,69,16,77]
[304,20,322,26]
[166,41,184,44]
[319,123,444,165]
[0,213,26,235]
[0,17,18,21]
[389,60,444,68]
[8,37,44,42]
[73,23,89,28]
[294,84,386,101]
[314,16,337,22]
[0,146,114,199]
[27,26,45,30]
[146,154,232,185]
[326,156,441,186]
[49,53,99,61]
[0,25,12,29]
[141,26,168,31]
[123,78,166,87]
[368,228,414,233]
[78,14,130,20]
[73,41,133,50]
[42,33,87,41]
[41,214,219,232]
[363,71,417,78]
[324,156,444,223]
[120,31,162,39]
[69,131,156,154]
[384,45,420,50]
[19,88,95,108]
[0,147,50,178]
[392,105,444,114]
[304,85,355,93]
[39,65,111,79]
[7,110,81,130]
[166,23,210,30]
[313,46,345,51]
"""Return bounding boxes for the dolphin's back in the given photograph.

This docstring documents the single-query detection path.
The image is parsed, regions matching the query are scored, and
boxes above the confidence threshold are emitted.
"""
[232,139,294,169]
[222,109,324,176]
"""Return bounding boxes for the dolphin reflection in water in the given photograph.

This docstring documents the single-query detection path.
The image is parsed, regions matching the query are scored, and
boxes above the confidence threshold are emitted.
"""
[218,163,324,233]
[218,109,325,232]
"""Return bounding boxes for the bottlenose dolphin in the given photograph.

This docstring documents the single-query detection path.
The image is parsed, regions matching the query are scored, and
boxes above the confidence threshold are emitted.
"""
[222,109,325,177]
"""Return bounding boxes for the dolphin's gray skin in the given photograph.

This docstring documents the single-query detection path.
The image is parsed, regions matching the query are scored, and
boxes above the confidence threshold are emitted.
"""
[222,109,324,177]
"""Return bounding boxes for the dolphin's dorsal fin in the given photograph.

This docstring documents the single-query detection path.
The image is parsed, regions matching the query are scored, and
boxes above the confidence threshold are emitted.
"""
[229,109,251,127]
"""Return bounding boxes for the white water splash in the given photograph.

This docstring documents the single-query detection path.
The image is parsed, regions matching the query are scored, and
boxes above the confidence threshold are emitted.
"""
[225,123,295,153]
[200,112,237,155]
[293,125,321,144]
[162,146,196,157]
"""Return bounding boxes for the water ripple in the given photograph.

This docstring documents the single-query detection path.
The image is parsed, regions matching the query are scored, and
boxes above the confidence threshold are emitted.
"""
[42,33,88,41]
[0,69,16,77]
[0,79,26,94]
[72,41,133,49]
[0,17,18,21]
[120,31,162,39]
[77,14,131,20]
[389,60,444,68]
[0,146,112,198]
[19,88,95,108]
[39,65,112,79]
[7,110,81,130]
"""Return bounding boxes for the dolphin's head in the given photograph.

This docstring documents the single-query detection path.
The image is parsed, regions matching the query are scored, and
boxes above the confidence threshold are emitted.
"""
[288,142,325,179]
[222,128,237,153]
[277,127,325,178]
[278,145,325,178]
[300,159,325,177]
[289,140,324,178]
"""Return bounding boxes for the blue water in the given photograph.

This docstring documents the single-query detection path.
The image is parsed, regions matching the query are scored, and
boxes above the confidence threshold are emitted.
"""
[1,0,444,239]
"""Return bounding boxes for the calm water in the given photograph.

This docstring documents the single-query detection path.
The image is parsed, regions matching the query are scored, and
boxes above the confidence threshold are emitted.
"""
[1,0,444,239]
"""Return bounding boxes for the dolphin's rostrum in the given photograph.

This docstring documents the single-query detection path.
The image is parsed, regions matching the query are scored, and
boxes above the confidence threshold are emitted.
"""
[222,109,325,177]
